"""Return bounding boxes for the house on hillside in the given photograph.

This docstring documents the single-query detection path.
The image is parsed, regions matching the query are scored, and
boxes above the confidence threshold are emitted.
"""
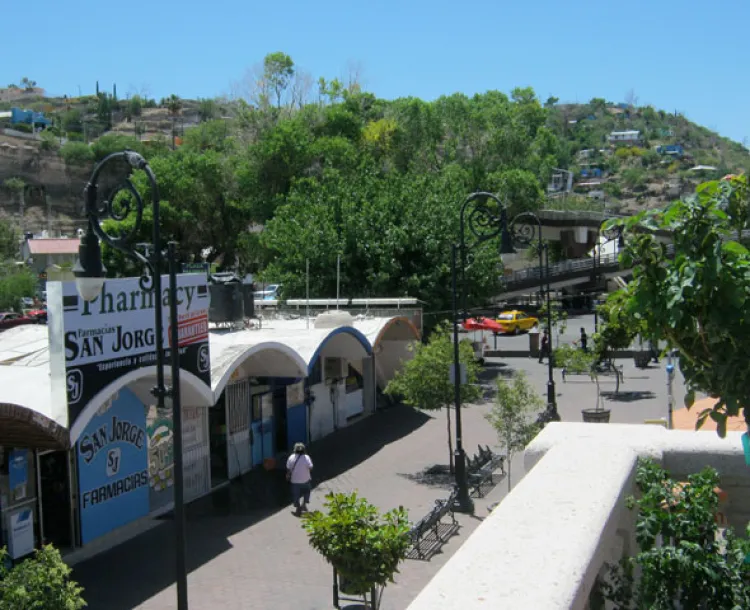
[608,130,642,146]
[655,144,684,158]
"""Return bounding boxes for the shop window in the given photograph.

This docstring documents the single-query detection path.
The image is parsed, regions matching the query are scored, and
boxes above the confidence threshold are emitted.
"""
[251,395,262,422]
[345,364,363,394]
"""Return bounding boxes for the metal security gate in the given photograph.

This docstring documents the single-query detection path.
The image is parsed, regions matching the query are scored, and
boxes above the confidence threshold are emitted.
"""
[226,380,252,479]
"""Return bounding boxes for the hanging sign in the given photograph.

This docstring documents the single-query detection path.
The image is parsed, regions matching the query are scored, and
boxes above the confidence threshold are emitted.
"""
[48,275,212,428]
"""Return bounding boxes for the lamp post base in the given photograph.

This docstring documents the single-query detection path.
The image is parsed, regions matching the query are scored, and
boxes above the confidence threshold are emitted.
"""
[453,448,475,514]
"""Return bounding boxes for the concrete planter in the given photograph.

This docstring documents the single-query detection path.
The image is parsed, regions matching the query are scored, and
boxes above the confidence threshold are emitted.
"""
[581,409,611,423]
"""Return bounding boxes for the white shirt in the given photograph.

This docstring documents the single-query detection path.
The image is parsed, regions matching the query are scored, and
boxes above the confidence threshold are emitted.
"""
[286,453,313,484]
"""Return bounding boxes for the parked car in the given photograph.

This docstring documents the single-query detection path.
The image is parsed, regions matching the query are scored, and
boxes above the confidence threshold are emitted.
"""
[253,284,282,301]
[496,310,539,334]
[0,312,35,332]
[26,308,47,323]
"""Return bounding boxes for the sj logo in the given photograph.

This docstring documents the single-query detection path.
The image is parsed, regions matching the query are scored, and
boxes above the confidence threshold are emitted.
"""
[198,344,209,373]
[67,369,84,404]
[106,448,121,477]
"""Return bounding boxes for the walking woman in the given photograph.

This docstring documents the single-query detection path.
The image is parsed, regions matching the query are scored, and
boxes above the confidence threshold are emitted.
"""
[286,442,313,516]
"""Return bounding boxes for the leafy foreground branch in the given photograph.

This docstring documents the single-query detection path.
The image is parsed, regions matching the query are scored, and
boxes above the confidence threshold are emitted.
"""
[0,545,86,609]
[596,459,750,610]
[302,492,411,610]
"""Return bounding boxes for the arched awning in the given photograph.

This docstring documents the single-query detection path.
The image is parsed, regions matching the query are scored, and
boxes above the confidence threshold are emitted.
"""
[0,403,69,450]
[371,317,421,389]
[307,326,373,373]
[69,367,214,444]
[212,341,309,397]
[372,316,421,349]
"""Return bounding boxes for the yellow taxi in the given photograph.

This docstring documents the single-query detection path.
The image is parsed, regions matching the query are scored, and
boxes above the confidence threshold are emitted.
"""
[496,310,539,334]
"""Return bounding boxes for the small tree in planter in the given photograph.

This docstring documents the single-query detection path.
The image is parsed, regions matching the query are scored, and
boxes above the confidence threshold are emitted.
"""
[485,372,543,491]
[385,324,480,474]
[302,492,411,610]
[598,459,750,609]
[0,545,87,609]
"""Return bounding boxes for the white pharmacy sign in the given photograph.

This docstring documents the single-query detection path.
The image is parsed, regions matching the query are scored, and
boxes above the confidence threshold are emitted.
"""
[48,275,211,427]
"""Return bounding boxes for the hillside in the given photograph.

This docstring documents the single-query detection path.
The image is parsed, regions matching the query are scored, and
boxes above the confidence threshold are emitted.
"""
[2,71,749,317]
[547,100,750,214]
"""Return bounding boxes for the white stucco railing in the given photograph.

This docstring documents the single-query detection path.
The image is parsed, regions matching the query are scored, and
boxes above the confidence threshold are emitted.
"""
[406,423,750,610]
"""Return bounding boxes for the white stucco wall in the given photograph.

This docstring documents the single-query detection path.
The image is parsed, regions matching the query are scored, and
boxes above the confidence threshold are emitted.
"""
[407,423,750,610]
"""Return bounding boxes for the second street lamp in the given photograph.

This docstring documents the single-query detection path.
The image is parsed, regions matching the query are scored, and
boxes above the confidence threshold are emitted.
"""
[451,194,559,512]
[72,150,190,610]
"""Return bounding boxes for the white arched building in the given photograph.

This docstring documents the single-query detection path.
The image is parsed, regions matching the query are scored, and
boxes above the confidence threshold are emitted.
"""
[0,304,420,559]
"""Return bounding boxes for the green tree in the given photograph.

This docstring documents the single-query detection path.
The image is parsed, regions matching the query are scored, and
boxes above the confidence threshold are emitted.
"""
[609,175,750,435]
[165,94,182,117]
[198,98,218,122]
[263,52,295,108]
[488,168,544,215]
[0,265,37,311]
[600,459,750,609]
[3,178,25,227]
[0,545,87,609]
[385,324,481,472]
[126,95,143,120]
[485,372,543,490]
[302,492,410,609]
[0,219,19,261]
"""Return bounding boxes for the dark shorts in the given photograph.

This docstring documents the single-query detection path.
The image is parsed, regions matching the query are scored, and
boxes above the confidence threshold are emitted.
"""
[291,482,311,507]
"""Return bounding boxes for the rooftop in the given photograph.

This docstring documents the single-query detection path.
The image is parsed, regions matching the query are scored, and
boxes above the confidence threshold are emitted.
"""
[26,238,80,255]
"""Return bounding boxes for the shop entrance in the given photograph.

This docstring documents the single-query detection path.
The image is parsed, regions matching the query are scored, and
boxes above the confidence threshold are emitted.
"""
[208,395,229,488]
[37,451,72,549]
[272,387,288,454]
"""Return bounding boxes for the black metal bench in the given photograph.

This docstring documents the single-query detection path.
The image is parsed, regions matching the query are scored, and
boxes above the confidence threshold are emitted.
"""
[562,363,623,394]
[468,447,506,498]
[407,488,459,560]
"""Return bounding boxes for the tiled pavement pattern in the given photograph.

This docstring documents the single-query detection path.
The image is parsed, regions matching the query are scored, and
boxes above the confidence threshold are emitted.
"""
[73,351,681,610]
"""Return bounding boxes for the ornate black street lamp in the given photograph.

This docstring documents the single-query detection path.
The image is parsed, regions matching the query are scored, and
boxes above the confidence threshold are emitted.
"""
[592,219,625,332]
[451,193,558,513]
[72,151,189,610]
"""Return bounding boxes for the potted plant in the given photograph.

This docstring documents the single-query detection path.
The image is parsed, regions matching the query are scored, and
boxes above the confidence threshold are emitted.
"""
[302,492,411,609]
[571,350,611,423]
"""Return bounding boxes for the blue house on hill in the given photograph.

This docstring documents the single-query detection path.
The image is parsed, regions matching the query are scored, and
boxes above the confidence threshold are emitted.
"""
[10,107,52,128]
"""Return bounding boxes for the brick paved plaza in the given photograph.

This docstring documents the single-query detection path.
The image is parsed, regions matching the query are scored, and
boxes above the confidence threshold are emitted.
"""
[73,332,685,610]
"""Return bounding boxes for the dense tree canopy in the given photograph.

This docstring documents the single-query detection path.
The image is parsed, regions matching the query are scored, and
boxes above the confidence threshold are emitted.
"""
[98,53,564,317]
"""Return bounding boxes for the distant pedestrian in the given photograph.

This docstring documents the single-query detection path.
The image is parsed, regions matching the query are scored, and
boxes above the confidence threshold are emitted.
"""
[649,340,659,363]
[287,442,313,517]
[579,328,588,353]
[539,329,550,363]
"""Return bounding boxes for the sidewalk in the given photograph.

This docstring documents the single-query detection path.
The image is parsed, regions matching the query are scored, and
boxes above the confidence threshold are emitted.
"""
[72,355,679,609]
[72,401,505,610]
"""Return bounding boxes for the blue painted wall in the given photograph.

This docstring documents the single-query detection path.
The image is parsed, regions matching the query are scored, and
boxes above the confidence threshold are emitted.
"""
[287,404,307,447]
[76,387,149,545]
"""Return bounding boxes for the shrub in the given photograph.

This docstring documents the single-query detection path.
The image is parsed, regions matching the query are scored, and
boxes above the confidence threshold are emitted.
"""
[9,123,32,134]
[60,141,94,167]
[91,133,144,161]
[599,459,750,609]
[39,130,60,151]
[0,545,86,609]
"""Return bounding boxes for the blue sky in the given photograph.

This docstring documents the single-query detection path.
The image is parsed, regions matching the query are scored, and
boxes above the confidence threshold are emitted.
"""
[5,0,749,143]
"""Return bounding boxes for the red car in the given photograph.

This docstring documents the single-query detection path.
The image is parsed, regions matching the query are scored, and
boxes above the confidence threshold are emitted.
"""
[26,308,47,323]
[0,312,36,332]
